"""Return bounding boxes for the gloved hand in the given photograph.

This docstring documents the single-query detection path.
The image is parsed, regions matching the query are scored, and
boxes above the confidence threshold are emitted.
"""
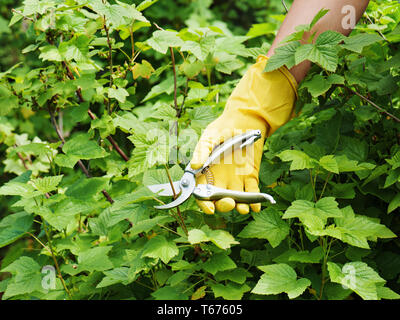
[190,55,298,214]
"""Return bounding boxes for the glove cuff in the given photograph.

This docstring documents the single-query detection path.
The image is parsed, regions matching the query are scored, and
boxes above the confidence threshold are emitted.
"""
[256,55,298,99]
[223,55,298,137]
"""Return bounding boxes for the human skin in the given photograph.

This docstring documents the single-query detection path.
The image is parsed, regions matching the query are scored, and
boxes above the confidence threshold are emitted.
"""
[268,0,370,83]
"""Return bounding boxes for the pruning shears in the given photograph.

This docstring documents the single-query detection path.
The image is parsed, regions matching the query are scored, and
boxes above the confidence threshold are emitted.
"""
[147,130,276,209]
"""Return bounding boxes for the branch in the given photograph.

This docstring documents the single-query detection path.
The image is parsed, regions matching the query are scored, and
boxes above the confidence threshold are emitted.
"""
[42,219,71,298]
[48,107,114,204]
[15,147,29,170]
[345,86,400,123]
[11,8,34,21]
[153,23,179,115]
[62,62,129,162]
[103,18,113,114]
[170,47,179,114]
[87,110,129,162]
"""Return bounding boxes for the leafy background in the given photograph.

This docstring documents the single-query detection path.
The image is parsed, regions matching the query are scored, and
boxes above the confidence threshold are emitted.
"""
[0,0,399,300]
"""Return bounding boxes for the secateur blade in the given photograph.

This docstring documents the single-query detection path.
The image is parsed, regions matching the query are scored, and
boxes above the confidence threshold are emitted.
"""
[147,181,181,197]
[152,172,196,209]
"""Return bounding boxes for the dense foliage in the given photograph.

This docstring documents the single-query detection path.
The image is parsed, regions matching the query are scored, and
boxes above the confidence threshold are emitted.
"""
[0,0,399,300]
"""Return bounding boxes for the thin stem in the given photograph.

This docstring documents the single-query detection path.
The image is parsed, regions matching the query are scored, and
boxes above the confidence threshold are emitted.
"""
[87,109,129,162]
[313,166,319,189]
[345,86,400,123]
[170,47,179,114]
[178,78,189,118]
[48,107,114,204]
[164,165,188,235]
[153,23,179,115]
[319,172,332,200]
[157,223,181,236]
[26,232,51,253]
[183,278,205,294]
[319,237,333,300]
[42,221,71,298]
[130,27,135,61]
[11,8,34,21]
[15,149,29,170]
[134,279,155,291]
[103,18,113,114]
[309,169,317,202]
[64,62,129,163]
[298,226,305,251]
[364,12,388,42]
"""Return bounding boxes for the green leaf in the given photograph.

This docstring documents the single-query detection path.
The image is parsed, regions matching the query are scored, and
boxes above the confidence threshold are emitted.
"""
[128,215,175,237]
[238,207,289,248]
[327,261,385,300]
[215,53,244,75]
[319,155,339,174]
[0,181,37,198]
[141,235,179,264]
[77,246,114,272]
[341,33,382,53]
[388,193,400,213]
[332,206,396,249]
[90,0,133,27]
[108,87,129,103]
[127,126,169,176]
[151,286,188,300]
[209,282,251,300]
[278,149,315,171]
[288,247,324,263]
[39,45,62,62]
[179,60,204,78]
[252,263,311,299]
[0,211,33,248]
[66,177,109,200]
[1,256,44,299]
[386,151,400,170]
[301,74,344,97]
[147,30,184,54]
[376,285,400,300]
[309,8,330,29]
[384,168,400,188]
[12,143,55,158]
[188,225,239,250]
[62,133,108,160]
[202,253,236,275]
[131,60,155,79]
[214,268,252,284]
[264,41,300,72]
[137,0,159,11]
[96,267,130,288]
[39,198,92,231]
[180,36,215,61]
[335,155,363,172]
[295,31,344,72]
[59,35,90,62]
[30,175,63,194]
[246,23,276,38]
[23,0,54,15]
[283,197,342,231]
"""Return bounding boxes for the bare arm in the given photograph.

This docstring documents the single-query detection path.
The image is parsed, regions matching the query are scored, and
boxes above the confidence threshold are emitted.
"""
[267,0,370,83]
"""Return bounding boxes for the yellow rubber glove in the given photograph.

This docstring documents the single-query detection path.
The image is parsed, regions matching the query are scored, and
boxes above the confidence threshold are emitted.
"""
[190,55,298,214]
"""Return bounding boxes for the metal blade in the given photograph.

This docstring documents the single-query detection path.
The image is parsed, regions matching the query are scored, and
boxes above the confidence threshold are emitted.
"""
[147,181,181,197]
[154,172,196,209]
